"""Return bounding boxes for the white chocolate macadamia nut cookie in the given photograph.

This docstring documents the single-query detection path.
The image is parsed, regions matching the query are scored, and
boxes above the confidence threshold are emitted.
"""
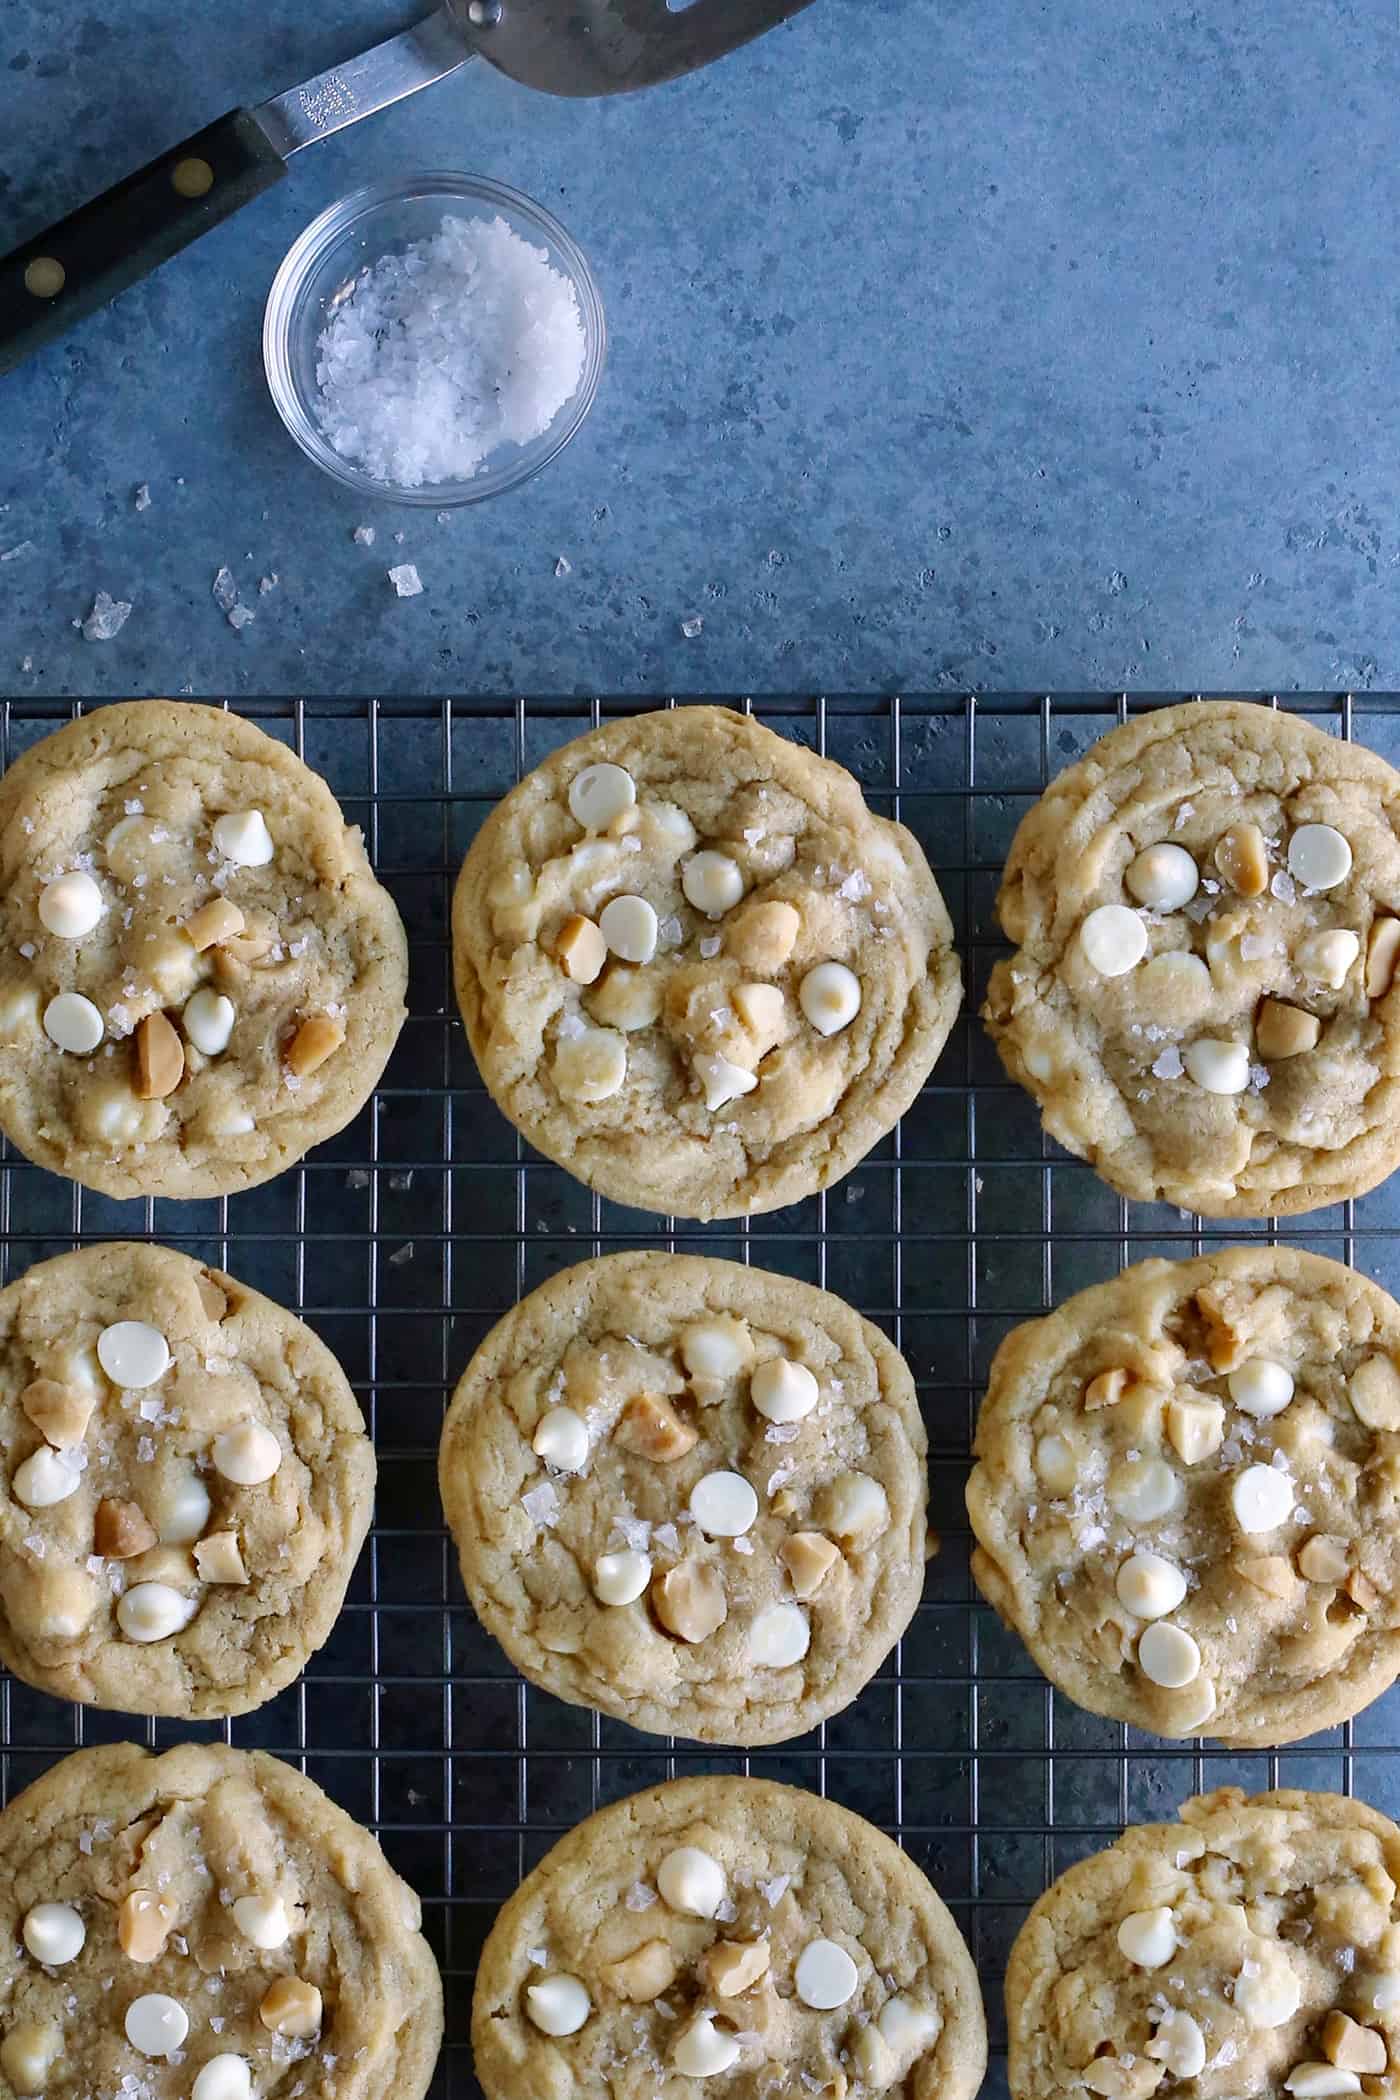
[967,1245,1400,1747]
[984,701,1400,1216]
[472,1776,986,2100]
[439,1252,927,1745]
[0,1742,441,2100]
[451,706,961,1219]
[0,701,407,1198]
[0,1243,374,1719]
[1006,1787,1400,2100]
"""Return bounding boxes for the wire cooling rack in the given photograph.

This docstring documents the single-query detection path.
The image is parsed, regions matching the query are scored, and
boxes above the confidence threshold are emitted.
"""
[5,692,1400,2100]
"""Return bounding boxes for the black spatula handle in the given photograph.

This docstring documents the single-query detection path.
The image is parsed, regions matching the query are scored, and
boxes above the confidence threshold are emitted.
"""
[0,110,285,379]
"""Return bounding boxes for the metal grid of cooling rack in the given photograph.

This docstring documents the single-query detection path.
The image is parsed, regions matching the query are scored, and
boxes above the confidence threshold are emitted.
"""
[5,691,1400,2100]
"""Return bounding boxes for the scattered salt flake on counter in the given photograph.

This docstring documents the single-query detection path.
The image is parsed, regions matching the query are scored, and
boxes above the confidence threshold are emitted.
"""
[228,604,255,632]
[81,591,132,641]
[624,1883,657,1912]
[0,541,34,563]
[555,555,572,578]
[388,563,423,598]
[680,614,704,639]
[259,574,279,595]
[1151,1045,1184,1080]
[314,214,586,488]
[353,524,377,547]
[212,566,238,611]
[522,1479,561,1528]
[134,484,152,512]
[388,1241,415,1267]
[19,655,34,673]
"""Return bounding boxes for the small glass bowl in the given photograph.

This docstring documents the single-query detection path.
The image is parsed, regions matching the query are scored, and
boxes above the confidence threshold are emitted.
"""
[263,171,607,508]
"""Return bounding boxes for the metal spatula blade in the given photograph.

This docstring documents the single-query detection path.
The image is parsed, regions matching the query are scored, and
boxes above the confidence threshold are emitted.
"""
[0,0,818,376]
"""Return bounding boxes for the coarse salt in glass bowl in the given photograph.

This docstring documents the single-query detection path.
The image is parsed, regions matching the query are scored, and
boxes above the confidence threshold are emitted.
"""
[263,171,606,508]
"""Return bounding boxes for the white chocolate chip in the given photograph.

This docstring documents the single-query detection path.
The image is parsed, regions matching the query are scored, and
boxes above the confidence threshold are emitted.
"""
[795,1938,858,2010]
[125,1994,190,2057]
[1115,1551,1188,1620]
[672,2011,740,2077]
[1183,1038,1250,1094]
[12,1447,80,1509]
[694,1051,758,1111]
[1035,1433,1079,1493]
[1350,1356,1400,1431]
[1288,823,1352,891]
[682,851,745,918]
[681,1319,754,1386]
[876,1997,941,2057]
[0,2022,60,2094]
[1107,1456,1181,1524]
[212,810,274,866]
[1137,1621,1201,1689]
[1116,1907,1177,1968]
[750,1358,818,1423]
[1166,1395,1225,1465]
[97,1320,169,1389]
[117,1583,199,1643]
[22,1903,85,1966]
[212,1420,282,1486]
[1080,904,1148,977]
[43,991,103,1054]
[749,1601,810,1667]
[690,1470,758,1536]
[852,2025,897,2089]
[38,870,103,938]
[532,1406,589,1473]
[183,988,236,1055]
[799,961,862,1035]
[593,1550,650,1605]
[192,2056,253,2100]
[816,1471,890,1544]
[158,1472,211,1543]
[1229,1358,1295,1418]
[657,1846,725,1918]
[599,894,658,964]
[1148,2010,1206,2079]
[569,763,635,833]
[193,1532,248,1584]
[1126,845,1198,912]
[1287,2071,1362,2097]
[232,1893,291,1949]
[1231,1463,1293,1533]
[1295,928,1360,990]
[525,1974,593,2037]
[1237,1941,1302,2028]
[554,1026,627,1104]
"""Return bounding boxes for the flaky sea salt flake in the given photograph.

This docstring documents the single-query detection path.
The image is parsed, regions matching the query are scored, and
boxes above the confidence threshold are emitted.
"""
[211,566,238,611]
[81,591,132,641]
[388,563,423,598]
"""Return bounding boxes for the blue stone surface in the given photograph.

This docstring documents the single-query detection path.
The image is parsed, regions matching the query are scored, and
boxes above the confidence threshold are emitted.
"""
[1,0,1397,697]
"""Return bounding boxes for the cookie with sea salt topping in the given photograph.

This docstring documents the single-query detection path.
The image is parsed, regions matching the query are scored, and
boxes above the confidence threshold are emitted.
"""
[472,1775,985,2100]
[439,1251,927,1745]
[0,1241,374,1718]
[451,705,961,1218]
[0,1739,441,2100]
[0,700,408,1198]
[983,699,1400,1216]
[967,1244,1400,1747]
[1006,1785,1400,2100]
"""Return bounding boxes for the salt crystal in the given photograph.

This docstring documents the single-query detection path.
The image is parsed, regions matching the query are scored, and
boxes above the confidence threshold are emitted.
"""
[1,541,34,563]
[765,1423,800,1444]
[388,563,423,598]
[1174,801,1195,830]
[527,1947,548,1966]
[653,1522,680,1555]
[1270,869,1297,904]
[838,870,871,902]
[353,525,377,547]
[315,215,586,488]
[1239,933,1274,960]
[625,1882,657,1911]
[81,591,132,641]
[658,915,683,946]
[732,1535,754,1555]
[211,566,238,611]
[259,573,279,595]
[18,941,34,960]
[611,1515,652,1552]
[714,1897,738,1924]
[134,484,152,512]
[388,1241,415,1267]
[1151,1045,1184,1079]
[1248,1064,1271,1091]
[136,1436,155,1463]
[521,1479,561,1528]
[699,936,722,959]
[555,555,572,578]
[19,655,33,673]
[680,615,704,639]
[227,604,255,632]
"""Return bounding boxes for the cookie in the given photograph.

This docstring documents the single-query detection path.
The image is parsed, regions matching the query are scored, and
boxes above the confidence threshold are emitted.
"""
[983,700,1400,1216]
[1006,1785,1400,2100]
[439,1251,927,1745]
[451,706,960,1219]
[966,1244,1400,1747]
[0,1740,441,2100]
[472,1774,985,2100]
[0,1241,375,1719]
[0,700,408,1198]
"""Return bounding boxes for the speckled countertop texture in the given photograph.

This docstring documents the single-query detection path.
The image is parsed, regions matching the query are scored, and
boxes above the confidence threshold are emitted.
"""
[1,0,1397,697]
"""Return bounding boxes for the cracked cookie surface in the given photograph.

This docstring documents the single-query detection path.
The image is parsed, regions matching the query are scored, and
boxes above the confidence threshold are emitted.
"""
[1006,1787,1400,2100]
[472,1775,985,2100]
[967,1245,1400,1747]
[0,1242,374,1719]
[0,701,408,1198]
[984,700,1400,1216]
[452,707,960,1219]
[439,1252,927,1745]
[0,1740,441,2100]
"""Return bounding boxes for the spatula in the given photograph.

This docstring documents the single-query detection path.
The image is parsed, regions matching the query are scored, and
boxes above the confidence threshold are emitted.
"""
[0,0,816,378]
